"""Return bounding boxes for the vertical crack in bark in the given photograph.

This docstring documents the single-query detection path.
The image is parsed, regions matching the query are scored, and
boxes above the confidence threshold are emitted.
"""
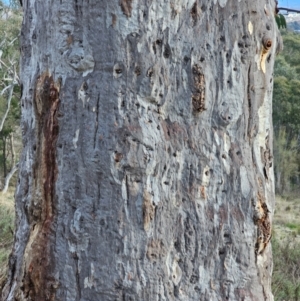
[247,63,252,139]
[22,73,60,301]
[73,252,81,299]
[93,93,100,149]
[125,174,129,201]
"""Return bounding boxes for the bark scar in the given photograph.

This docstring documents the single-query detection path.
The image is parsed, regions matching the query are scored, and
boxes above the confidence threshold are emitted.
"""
[254,192,271,255]
[23,73,60,301]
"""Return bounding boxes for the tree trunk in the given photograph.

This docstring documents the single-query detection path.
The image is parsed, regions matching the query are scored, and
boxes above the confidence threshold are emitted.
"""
[2,0,279,300]
[9,133,16,168]
[2,162,19,194]
[2,136,7,178]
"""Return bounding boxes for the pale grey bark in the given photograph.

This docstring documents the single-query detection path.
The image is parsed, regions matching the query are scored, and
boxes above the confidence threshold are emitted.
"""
[0,134,19,193]
[2,163,19,194]
[2,0,279,300]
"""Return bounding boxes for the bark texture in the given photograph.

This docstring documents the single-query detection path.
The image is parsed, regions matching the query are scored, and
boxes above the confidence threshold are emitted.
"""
[3,0,279,300]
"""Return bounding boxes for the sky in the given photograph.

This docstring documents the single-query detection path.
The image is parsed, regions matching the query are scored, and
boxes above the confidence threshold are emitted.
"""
[279,0,300,9]
[1,0,300,10]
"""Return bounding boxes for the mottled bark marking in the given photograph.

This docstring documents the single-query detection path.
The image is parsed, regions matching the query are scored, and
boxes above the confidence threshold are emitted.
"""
[192,64,206,112]
[66,34,73,46]
[143,191,155,231]
[190,2,199,25]
[120,0,133,17]
[111,13,117,27]
[146,239,167,262]
[254,192,271,255]
[22,73,60,301]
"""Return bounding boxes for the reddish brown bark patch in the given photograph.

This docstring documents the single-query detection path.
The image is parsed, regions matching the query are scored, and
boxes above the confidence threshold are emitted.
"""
[120,0,133,17]
[22,73,60,301]
[254,193,271,255]
[200,185,206,199]
[192,64,206,112]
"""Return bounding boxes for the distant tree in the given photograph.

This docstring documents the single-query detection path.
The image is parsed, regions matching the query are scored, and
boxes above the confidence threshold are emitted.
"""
[283,36,300,70]
[273,77,300,135]
[273,127,299,194]
[7,0,21,9]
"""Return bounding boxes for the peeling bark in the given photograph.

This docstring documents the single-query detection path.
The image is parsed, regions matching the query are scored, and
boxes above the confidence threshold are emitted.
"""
[3,0,278,300]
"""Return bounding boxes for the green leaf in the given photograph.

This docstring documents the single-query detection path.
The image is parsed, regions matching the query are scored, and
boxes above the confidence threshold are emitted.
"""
[279,14,287,29]
[275,15,282,29]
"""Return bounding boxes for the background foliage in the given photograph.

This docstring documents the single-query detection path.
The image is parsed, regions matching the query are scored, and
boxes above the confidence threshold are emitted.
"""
[272,27,300,301]
[273,30,300,195]
[0,0,21,291]
[0,0,22,185]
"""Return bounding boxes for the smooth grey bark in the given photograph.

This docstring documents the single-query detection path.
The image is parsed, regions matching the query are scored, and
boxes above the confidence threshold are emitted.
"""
[2,0,279,300]
[2,163,19,194]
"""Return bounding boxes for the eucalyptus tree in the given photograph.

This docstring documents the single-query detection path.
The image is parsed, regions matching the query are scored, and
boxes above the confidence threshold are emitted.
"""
[2,0,279,300]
